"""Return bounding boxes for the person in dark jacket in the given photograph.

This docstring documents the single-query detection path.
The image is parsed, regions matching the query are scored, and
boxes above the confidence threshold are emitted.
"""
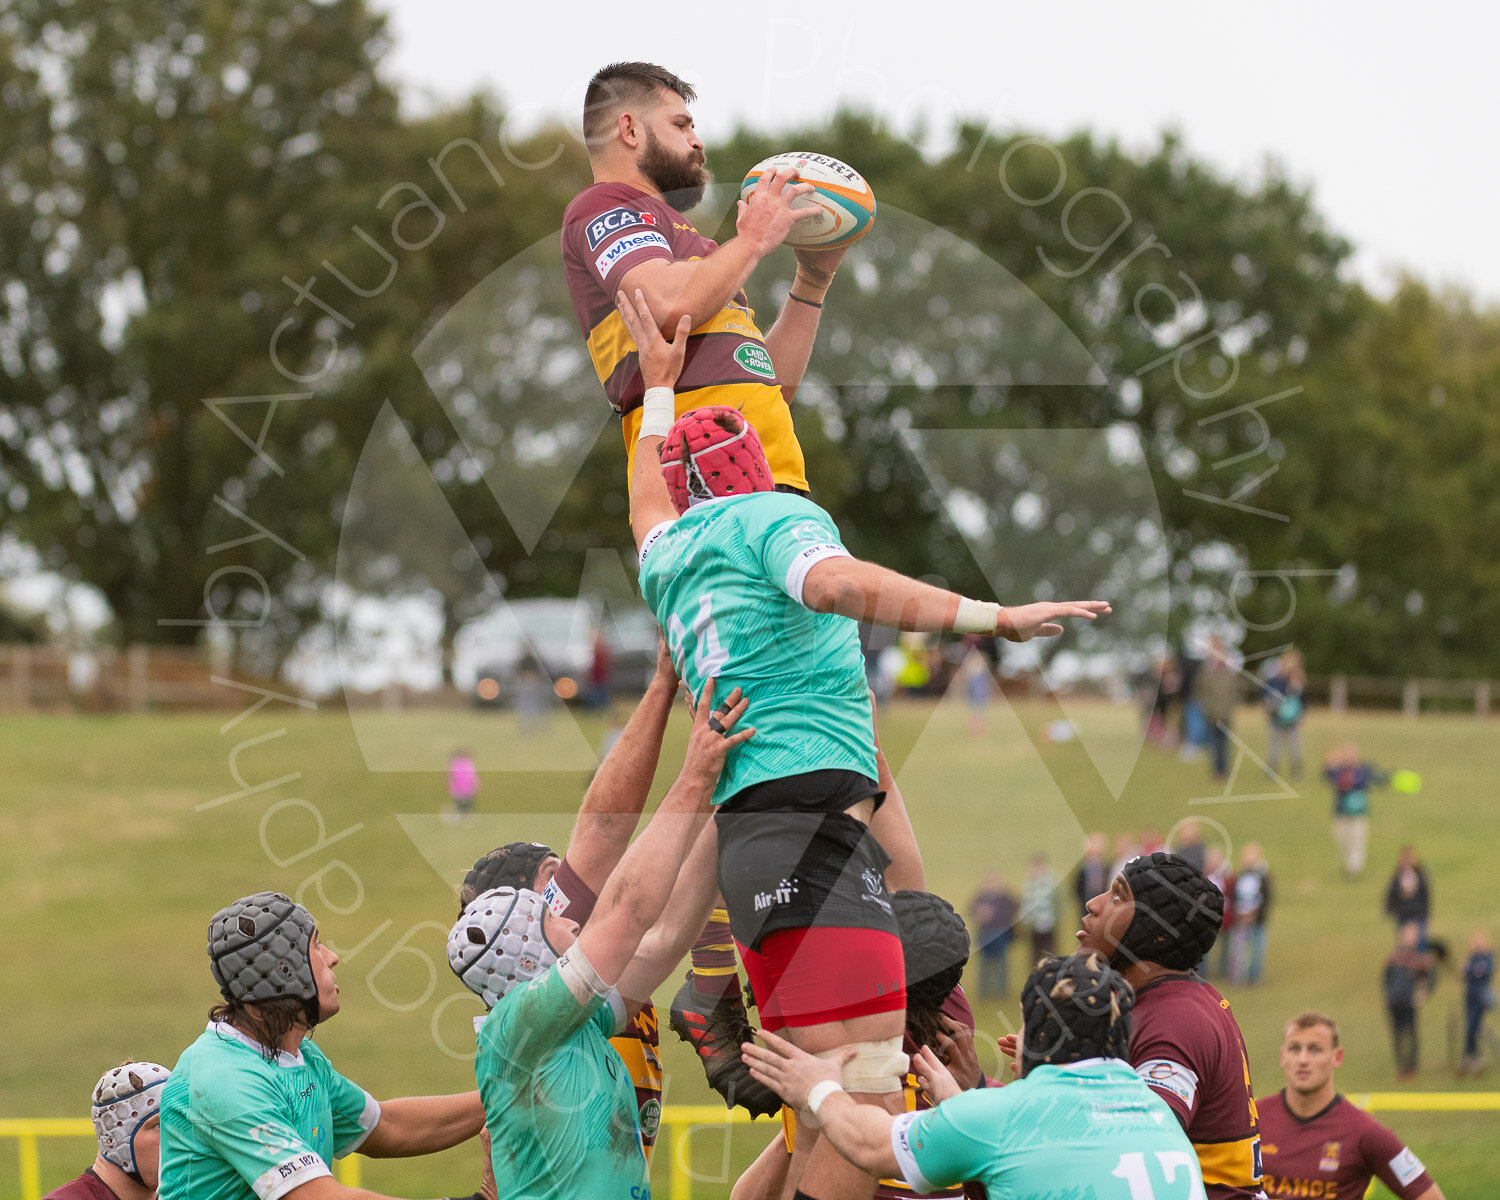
[1460,929,1495,1075]
[1384,846,1432,948]
[1383,922,1437,1081]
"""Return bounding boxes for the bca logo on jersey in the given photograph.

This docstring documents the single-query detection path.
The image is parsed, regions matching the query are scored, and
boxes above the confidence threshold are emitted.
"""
[586,207,655,250]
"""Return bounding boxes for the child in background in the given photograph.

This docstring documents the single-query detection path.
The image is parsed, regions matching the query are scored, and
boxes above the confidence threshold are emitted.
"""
[1324,742,1388,877]
[1461,930,1496,1076]
[448,749,479,818]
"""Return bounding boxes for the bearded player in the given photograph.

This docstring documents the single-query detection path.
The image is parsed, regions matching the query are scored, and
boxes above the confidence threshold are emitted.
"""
[620,287,1108,1200]
[1258,1013,1444,1200]
[562,61,846,499]
[1076,852,1266,1200]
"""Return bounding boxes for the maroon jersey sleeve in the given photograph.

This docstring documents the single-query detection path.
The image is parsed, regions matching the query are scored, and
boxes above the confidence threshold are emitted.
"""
[1130,1002,1205,1127]
[543,856,600,925]
[1362,1116,1436,1199]
[561,184,676,301]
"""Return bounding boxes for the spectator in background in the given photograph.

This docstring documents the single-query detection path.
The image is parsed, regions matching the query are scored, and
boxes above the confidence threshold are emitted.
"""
[1229,843,1272,986]
[1201,846,1234,980]
[896,632,932,697]
[447,748,480,819]
[1195,636,1241,781]
[1109,831,1142,884]
[1020,853,1058,963]
[1169,819,1206,871]
[969,872,1019,999]
[45,1061,170,1200]
[1072,833,1109,931]
[962,650,992,738]
[1176,647,1207,760]
[584,629,613,710]
[1460,930,1495,1076]
[1384,922,1437,1081]
[1324,742,1388,877]
[1263,647,1307,780]
[1384,846,1432,949]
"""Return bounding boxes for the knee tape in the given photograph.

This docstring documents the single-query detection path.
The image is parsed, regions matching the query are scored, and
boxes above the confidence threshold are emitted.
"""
[817,1035,907,1094]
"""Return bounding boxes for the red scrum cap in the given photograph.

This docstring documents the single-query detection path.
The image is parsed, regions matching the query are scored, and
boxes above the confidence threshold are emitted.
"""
[660,406,774,514]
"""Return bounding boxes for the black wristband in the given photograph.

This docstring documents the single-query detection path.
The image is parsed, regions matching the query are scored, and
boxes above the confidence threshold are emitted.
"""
[786,292,824,309]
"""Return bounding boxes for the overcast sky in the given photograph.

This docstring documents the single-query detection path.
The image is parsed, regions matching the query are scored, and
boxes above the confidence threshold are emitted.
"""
[376,0,1500,302]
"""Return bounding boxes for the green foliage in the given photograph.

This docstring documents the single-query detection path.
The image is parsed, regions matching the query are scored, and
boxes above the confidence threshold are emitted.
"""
[3,3,1499,678]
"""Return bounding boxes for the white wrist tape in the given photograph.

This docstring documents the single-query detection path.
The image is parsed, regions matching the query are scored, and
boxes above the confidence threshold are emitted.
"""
[954,598,1003,634]
[806,1079,844,1117]
[638,386,676,440]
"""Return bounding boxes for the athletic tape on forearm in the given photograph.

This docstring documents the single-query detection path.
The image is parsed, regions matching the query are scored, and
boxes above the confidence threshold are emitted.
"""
[953,598,1003,634]
[638,386,676,440]
[806,1079,844,1117]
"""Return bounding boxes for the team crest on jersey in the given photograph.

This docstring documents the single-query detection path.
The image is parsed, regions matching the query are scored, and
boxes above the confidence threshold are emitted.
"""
[862,868,884,896]
[1319,1141,1340,1172]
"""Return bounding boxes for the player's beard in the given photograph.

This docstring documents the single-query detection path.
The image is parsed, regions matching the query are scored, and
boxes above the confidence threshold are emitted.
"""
[640,130,709,212]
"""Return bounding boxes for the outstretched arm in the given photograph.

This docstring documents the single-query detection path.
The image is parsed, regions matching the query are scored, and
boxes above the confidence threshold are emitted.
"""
[577,681,753,987]
[359,1093,484,1158]
[801,556,1111,642]
[561,640,677,895]
[620,287,691,548]
[615,820,721,1007]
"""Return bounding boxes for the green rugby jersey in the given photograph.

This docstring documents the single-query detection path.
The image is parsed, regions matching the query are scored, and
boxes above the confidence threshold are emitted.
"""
[892,1059,1209,1200]
[476,958,647,1199]
[158,1022,379,1200]
[638,492,875,805]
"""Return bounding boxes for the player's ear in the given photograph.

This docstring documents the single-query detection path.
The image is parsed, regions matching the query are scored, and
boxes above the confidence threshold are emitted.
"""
[1333,1047,1344,1069]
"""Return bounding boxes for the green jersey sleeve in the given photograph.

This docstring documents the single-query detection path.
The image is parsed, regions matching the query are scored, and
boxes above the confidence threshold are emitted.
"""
[481,960,608,1074]
[192,1067,332,1200]
[302,1043,381,1158]
[890,1089,1011,1194]
[744,500,852,605]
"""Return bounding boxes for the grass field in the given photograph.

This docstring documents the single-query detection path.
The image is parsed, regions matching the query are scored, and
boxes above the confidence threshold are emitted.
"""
[2,692,1497,1197]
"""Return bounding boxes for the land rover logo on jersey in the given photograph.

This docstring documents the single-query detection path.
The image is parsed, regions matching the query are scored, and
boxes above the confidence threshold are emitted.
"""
[639,1098,661,1139]
[734,342,776,379]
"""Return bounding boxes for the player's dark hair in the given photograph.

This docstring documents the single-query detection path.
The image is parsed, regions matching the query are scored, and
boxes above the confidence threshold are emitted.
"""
[208,996,316,1063]
[1019,953,1134,1076]
[1287,1011,1340,1048]
[583,62,697,145]
[459,841,556,912]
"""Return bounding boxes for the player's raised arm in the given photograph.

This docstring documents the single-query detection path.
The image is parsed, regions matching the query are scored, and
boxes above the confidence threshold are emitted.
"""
[800,556,1111,642]
[620,287,690,549]
[621,167,819,334]
[577,680,753,987]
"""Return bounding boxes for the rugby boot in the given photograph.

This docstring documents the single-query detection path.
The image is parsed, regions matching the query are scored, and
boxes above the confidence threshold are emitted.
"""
[668,972,782,1117]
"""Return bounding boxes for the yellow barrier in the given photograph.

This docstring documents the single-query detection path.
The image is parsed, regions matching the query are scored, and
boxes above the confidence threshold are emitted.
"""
[0,1119,359,1200]
[6,1097,1497,1200]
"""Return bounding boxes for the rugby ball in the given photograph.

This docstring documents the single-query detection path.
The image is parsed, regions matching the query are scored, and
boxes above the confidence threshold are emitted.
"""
[739,152,876,249]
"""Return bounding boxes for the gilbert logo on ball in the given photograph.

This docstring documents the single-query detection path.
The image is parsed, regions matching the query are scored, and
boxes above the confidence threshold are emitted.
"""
[740,152,876,249]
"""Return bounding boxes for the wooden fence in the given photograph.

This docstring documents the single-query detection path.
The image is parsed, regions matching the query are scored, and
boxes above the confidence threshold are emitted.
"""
[0,644,246,712]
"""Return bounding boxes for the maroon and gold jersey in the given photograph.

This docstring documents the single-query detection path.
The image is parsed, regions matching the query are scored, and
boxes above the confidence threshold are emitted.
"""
[543,858,664,1162]
[784,986,987,1200]
[560,181,809,493]
[1130,975,1264,1199]
[1258,1091,1435,1200]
